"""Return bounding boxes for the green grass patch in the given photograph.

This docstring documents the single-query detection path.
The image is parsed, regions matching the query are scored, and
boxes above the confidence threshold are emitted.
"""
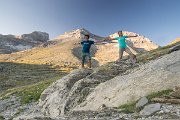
[18,80,54,104]
[146,89,173,100]
[118,101,137,113]
[0,62,67,92]
[136,41,180,63]
[0,76,62,104]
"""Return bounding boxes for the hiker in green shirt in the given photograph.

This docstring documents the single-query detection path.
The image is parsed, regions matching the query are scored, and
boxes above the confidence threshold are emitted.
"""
[106,31,137,63]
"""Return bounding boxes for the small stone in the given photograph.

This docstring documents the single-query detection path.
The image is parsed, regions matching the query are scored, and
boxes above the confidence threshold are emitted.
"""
[140,103,161,116]
[164,109,170,113]
[136,97,148,108]
[98,104,107,111]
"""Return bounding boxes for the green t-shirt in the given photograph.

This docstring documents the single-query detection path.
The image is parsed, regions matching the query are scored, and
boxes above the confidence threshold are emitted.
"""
[115,36,128,48]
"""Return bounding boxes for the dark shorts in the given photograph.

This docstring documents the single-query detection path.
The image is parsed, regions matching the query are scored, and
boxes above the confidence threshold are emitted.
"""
[82,52,91,62]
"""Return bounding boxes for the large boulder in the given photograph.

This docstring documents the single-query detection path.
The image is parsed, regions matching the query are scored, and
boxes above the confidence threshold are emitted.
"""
[39,69,93,117]
[74,50,180,111]
[39,59,136,117]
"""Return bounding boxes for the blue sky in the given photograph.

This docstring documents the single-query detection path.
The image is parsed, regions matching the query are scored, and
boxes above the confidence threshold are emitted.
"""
[0,0,180,46]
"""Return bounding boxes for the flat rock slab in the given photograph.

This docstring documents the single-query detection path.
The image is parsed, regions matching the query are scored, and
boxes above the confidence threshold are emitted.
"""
[140,103,161,116]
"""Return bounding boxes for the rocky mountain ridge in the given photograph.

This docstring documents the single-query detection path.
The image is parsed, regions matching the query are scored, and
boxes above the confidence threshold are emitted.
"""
[0,31,49,54]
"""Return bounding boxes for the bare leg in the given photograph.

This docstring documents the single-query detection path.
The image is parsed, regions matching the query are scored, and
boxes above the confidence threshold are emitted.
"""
[82,55,85,68]
[119,48,124,61]
[88,59,91,68]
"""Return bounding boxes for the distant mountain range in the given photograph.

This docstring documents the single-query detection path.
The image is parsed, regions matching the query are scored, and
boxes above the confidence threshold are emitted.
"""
[0,31,49,54]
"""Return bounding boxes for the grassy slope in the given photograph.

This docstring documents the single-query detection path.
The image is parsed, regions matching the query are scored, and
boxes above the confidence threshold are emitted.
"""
[0,38,80,70]
[0,38,81,92]
[137,41,180,63]
[0,62,67,103]
[0,38,81,104]
[0,38,80,104]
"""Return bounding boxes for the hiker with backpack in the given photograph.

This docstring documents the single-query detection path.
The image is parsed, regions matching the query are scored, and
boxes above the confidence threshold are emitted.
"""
[105,31,137,63]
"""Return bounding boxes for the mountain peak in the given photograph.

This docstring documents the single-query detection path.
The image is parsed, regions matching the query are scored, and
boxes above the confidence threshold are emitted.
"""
[55,28,103,40]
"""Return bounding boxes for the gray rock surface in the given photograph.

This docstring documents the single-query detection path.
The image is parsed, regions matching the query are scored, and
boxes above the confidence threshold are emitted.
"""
[38,50,180,118]
[136,97,148,108]
[0,96,40,120]
[39,68,93,117]
[74,50,180,111]
[13,103,180,120]
[139,103,161,116]
[39,60,136,117]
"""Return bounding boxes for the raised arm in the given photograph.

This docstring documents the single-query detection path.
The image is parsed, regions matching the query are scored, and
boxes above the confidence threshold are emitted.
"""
[93,39,104,45]
[104,36,117,41]
[127,34,138,38]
